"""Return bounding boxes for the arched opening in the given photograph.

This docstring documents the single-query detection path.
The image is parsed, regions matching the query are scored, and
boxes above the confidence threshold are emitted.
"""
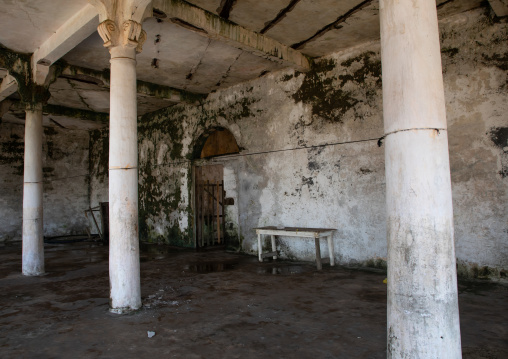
[193,128,239,249]
[193,127,240,160]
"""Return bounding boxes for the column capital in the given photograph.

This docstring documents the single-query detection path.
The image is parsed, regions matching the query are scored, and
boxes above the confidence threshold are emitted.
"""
[97,19,147,54]
[90,0,152,54]
[17,82,51,111]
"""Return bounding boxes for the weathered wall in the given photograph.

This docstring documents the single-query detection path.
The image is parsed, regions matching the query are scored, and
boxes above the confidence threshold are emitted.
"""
[0,122,90,242]
[440,10,508,278]
[0,122,24,242]
[89,128,109,208]
[89,6,507,277]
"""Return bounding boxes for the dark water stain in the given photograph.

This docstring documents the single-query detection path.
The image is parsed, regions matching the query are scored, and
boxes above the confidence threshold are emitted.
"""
[139,242,187,256]
[256,266,308,275]
[302,176,314,186]
[184,262,238,273]
[357,289,387,303]
[458,280,505,296]
[488,127,508,148]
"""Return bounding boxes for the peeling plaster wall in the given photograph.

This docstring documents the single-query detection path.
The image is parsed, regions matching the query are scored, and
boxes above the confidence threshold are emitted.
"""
[0,122,90,242]
[88,7,507,277]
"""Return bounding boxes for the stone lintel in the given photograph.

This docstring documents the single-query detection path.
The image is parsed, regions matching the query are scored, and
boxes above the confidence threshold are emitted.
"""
[153,0,311,72]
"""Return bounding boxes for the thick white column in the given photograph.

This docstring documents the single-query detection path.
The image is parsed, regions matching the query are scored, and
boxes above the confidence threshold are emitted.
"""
[22,105,44,276]
[379,1,461,358]
[108,45,141,313]
[91,0,152,314]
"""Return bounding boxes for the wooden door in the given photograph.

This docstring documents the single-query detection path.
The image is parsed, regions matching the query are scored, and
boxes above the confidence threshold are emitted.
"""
[195,165,225,248]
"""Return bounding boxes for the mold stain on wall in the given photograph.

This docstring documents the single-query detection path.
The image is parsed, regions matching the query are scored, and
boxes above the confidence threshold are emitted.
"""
[85,6,507,279]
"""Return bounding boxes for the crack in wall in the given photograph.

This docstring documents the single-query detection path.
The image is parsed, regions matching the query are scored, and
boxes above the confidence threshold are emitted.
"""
[18,2,41,31]
[184,39,212,89]
[260,0,302,34]
[217,0,237,20]
[215,51,243,88]
[291,0,373,50]
[66,78,94,112]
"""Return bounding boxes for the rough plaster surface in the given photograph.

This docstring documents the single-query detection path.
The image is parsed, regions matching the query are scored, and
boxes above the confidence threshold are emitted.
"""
[86,8,507,277]
[0,123,90,241]
[440,9,508,277]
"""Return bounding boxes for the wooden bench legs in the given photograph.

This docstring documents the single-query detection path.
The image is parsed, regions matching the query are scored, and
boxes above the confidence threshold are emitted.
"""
[258,234,336,270]
[327,235,335,266]
[315,238,322,270]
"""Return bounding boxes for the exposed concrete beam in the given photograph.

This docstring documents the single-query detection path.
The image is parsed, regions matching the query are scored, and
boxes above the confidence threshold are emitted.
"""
[0,74,17,101]
[59,63,206,103]
[489,0,508,16]
[32,4,99,84]
[0,99,13,117]
[8,100,110,124]
[43,104,109,124]
[153,0,310,71]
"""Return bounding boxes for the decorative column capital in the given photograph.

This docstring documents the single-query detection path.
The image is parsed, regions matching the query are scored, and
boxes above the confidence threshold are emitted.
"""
[90,0,152,54]
[97,19,147,53]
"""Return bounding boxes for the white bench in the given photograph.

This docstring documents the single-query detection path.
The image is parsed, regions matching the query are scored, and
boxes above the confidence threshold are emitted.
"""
[254,226,336,270]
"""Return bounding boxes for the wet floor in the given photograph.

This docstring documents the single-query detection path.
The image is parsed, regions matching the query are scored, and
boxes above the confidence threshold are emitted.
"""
[0,242,506,358]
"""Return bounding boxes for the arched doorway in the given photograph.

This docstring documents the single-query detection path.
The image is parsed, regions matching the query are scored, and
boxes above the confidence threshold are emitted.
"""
[193,128,239,249]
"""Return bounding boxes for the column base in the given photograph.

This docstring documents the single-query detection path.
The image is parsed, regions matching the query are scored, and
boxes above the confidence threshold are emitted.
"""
[22,270,46,277]
[109,306,141,315]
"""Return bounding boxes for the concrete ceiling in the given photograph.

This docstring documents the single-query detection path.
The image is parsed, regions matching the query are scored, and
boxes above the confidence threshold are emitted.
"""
[0,0,485,129]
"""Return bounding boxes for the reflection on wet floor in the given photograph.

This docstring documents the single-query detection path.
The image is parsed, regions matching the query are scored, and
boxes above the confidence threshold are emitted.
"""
[139,242,188,262]
[256,266,307,275]
[184,262,238,273]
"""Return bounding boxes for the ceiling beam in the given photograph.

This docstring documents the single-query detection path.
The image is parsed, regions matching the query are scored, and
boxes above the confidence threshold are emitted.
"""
[7,99,109,124]
[0,74,17,102]
[43,104,109,124]
[489,0,508,16]
[153,0,311,72]
[32,4,99,84]
[59,63,205,103]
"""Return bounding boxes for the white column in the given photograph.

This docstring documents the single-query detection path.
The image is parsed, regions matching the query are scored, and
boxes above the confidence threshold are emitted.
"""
[379,1,461,358]
[108,45,141,313]
[22,105,44,276]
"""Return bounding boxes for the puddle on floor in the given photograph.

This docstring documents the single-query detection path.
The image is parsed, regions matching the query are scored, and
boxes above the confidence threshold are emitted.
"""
[257,266,307,275]
[184,262,238,273]
[139,242,189,262]
[140,255,170,262]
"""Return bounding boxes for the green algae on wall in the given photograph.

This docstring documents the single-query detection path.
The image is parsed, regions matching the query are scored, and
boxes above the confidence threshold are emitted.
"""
[89,128,109,184]
[137,106,194,246]
[0,133,24,176]
[292,52,381,124]
[0,45,50,108]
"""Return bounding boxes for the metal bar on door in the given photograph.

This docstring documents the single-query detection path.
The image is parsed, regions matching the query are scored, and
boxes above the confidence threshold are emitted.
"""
[216,181,220,244]
[221,180,225,245]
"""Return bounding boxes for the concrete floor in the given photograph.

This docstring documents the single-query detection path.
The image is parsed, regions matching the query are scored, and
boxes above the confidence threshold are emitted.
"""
[0,242,506,359]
